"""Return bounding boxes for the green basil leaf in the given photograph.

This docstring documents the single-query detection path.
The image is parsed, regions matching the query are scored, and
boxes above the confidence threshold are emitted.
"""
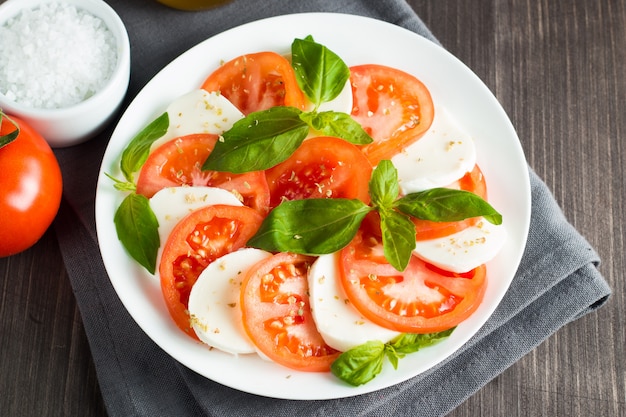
[389,328,456,354]
[247,198,372,255]
[120,112,169,183]
[299,111,373,145]
[202,106,309,173]
[395,188,503,225]
[0,111,20,148]
[379,209,416,272]
[369,160,400,209]
[384,345,402,369]
[330,340,386,386]
[113,193,160,274]
[291,36,350,108]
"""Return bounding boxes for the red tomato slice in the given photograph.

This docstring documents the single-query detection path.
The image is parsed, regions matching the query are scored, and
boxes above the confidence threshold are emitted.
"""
[264,136,373,209]
[240,252,340,371]
[159,204,263,338]
[201,51,306,114]
[135,134,270,213]
[339,226,487,333]
[350,64,435,165]
[413,164,488,241]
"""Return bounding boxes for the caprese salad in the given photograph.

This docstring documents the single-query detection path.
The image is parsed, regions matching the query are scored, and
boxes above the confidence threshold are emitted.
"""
[107,36,506,386]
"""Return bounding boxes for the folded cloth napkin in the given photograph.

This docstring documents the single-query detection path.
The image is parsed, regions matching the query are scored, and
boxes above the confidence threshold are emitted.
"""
[53,0,612,416]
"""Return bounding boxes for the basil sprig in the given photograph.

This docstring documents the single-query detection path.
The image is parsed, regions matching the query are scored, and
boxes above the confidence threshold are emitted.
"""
[331,328,455,386]
[248,160,502,272]
[202,36,372,173]
[107,113,169,274]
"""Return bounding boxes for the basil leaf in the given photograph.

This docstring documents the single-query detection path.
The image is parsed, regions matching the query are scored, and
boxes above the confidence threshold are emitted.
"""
[299,111,373,145]
[384,345,401,369]
[369,160,399,209]
[113,193,160,274]
[202,106,309,173]
[120,112,169,183]
[330,340,386,386]
[389,328,456,354]
[291,36,350,108]
[0,111,19,148]
[247,198,372,255]
[379,209,416,272]
[395,188,503,225]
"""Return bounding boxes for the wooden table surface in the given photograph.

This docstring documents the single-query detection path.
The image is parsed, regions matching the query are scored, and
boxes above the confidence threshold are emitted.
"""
[1,0,624,416]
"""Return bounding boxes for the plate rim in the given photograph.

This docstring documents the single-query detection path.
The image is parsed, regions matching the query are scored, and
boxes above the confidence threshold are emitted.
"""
[95,11,531,400]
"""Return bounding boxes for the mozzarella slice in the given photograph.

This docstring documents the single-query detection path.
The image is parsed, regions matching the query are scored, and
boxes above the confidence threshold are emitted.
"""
[308,253,401,352]
[150,186,243,247]
[188,248,273,355]
[149,186,243,270]
[151,89,244,151]
[393,107,477,194]
[413,219,507,273]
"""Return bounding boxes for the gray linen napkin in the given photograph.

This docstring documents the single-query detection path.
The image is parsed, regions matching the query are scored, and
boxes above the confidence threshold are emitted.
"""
[53,0,612,416]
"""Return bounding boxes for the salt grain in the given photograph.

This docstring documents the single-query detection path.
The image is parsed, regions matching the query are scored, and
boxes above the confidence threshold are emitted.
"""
[0,2,117,109]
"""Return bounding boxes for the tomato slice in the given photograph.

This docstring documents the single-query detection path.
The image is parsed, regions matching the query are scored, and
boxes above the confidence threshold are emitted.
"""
[240,252,340,371]
[339,226,487,333]
[135,134,270,213]
[201,51,306,114]
[350,64,435,165]
[159,204,264,338]
[413,164,488,241]
[264,136,373,209]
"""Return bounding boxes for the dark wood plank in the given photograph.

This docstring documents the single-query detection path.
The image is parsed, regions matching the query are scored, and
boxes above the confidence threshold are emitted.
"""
[0,228,106,416]
[407,0,626,416]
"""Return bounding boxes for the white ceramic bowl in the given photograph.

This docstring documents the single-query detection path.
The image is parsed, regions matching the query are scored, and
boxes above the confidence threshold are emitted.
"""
[0,0,130,147]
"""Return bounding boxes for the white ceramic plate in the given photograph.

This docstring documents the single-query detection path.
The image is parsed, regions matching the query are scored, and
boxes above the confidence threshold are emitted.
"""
[95,12,530,400]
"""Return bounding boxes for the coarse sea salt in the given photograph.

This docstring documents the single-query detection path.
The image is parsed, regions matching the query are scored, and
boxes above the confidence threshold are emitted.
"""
[0,2,117,109]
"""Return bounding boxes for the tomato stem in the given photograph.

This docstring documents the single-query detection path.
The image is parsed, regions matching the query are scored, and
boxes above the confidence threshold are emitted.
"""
[0,109,20,149]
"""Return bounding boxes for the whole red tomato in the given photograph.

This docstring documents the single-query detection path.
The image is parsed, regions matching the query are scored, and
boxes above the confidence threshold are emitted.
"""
[0,113,63,257]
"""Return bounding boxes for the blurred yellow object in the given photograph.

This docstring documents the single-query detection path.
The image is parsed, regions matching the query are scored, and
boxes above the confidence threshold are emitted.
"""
[156,0,231,10]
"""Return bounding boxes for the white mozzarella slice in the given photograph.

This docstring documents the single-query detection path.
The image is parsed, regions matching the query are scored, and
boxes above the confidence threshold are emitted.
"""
[393,107,477,194]
[149,186,243,247]
[308,253,401,352]
[413,219,507,273]
[151,89,244,151]
[188,248,273,355]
